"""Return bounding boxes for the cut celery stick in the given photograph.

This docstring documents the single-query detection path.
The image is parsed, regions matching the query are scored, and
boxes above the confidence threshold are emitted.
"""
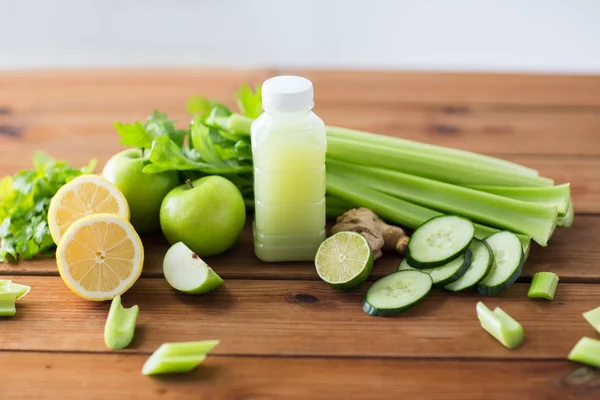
[326,136,553,187]
[326,125,540,177]
[0,293,17,317]
[469,184,571,216]
[476,302,524,349]
[568,337,600,368]
[583,306,600,334]
[558,200,574,228]
[326,173,532,250]
[527,272,559,300]
[142,340,220,376]
[104,295,139,350]
[0,280,31,299]
[327,159,556,246]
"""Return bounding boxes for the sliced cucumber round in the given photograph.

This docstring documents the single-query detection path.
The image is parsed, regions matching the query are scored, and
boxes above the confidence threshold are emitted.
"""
[398,250,471,287]
[406,215,474,269]
[476,231,524,296]
[444,239,493,292]
[363,270,432,317]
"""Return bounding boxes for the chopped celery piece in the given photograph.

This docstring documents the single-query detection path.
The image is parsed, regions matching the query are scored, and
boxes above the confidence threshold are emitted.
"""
[142,340,220,376]
[104,295,139,350]
[558,200,574,228]
[0,293,17,317]
[469,184,571,216]
[568,337,600,368]
[327,159,556,246]
[326,125,540,177]
[583,306,600,334]
[0,280,31,299]
[326,136,554,187]
[476,302,524,349]
[327,173,531,250]
[527,272,559,300]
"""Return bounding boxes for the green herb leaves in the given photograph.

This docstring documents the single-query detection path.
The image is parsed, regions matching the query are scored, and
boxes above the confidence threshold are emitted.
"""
[0,152,96,263]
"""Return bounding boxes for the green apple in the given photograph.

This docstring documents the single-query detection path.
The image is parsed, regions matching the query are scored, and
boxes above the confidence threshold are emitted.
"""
[102,149,179,234]
[160,176,246,257]
[163,242,224,294]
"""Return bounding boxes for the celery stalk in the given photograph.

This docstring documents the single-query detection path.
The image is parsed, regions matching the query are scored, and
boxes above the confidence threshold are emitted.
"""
[469,184,571,216]
[326,173,531,250]
[0,280,31,299]
[527,272,559,300]
[558,200,574,228]
[326,136,553,187]
[0,293,17,317]
[104,295,139,350]
[326,125,540,177]
[583,306,600,334]
[142,340,220,376]
[568,337,600,368]
[476,302,524,349]
[327,159,556,246]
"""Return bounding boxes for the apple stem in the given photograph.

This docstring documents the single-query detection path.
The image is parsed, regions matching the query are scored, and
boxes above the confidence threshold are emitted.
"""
[141,148,145,158]
[186,179,194,189]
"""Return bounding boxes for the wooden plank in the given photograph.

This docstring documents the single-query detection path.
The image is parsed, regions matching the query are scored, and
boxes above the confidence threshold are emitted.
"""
[282,70,600,108]
[0,69,272,113]
[2,215,598,282]
[1,70,600,109]
[2,81,600,156]
[0,276,596,359]
[1,352,598,400]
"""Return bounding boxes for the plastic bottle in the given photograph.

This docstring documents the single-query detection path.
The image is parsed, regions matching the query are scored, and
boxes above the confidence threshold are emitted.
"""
[251,76,327,262]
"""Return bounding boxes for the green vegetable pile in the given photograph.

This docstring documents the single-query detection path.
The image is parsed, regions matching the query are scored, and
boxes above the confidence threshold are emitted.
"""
[0,153,96,262]
[112,83,572,251]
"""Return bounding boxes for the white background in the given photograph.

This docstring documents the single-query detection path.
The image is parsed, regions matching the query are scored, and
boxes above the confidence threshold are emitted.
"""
[1,0,598,73]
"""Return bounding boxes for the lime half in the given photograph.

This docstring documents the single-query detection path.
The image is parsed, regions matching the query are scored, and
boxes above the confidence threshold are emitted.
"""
[315,232,374,289]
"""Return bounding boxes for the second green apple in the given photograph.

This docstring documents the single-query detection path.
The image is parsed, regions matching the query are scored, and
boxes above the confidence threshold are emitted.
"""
[102,149,179,234]
[160,176,246,257]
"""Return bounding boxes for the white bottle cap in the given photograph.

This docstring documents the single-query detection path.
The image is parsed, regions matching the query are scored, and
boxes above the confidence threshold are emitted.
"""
[261,75,314,112]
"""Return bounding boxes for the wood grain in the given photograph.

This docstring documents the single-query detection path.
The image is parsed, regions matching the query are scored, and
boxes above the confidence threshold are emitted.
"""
[0,276,596,359]
[2,101,600,156]
[1,352,598,400]
[2,70,599,109]
[3,215,599,281]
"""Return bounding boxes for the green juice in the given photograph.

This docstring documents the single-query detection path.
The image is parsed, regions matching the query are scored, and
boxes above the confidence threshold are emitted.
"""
[251,76,327,262]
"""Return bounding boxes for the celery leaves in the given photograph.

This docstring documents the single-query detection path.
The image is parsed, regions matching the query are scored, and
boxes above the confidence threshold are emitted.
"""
[0,152,96,263]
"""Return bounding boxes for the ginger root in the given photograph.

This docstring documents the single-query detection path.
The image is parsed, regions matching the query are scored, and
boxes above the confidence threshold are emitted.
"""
[331,208,410,260]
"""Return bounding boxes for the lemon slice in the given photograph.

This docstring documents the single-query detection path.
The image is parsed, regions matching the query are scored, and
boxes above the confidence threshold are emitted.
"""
[56,213,144,301]
[48,174,130,245]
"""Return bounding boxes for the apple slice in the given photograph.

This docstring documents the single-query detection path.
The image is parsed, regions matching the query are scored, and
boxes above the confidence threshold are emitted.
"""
[163,242,224,294]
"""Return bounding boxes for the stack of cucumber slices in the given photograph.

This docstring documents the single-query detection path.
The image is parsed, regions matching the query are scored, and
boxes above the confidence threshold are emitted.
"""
[363,215,525,317]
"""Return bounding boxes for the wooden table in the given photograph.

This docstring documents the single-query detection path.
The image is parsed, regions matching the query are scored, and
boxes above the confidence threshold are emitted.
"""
[1,70,600,399]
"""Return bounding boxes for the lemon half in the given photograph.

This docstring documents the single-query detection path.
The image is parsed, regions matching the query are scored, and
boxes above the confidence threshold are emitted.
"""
[48,174,130,245]
[56,213,143,301]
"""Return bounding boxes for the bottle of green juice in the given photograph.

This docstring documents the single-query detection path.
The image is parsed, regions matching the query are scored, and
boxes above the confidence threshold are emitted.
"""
[251,76,327,262]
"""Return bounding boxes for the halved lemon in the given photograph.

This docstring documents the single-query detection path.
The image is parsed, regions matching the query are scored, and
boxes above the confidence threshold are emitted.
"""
[48,174,130,245]
[56,213,144,301]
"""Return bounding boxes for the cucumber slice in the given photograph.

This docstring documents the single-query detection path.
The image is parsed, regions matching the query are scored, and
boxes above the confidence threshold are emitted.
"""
[163,242,224,294]
[476,231,524,296]
[363,270,432,317]
[398,250,471,287]
[406,215,474,268]
[444,239,493,292]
